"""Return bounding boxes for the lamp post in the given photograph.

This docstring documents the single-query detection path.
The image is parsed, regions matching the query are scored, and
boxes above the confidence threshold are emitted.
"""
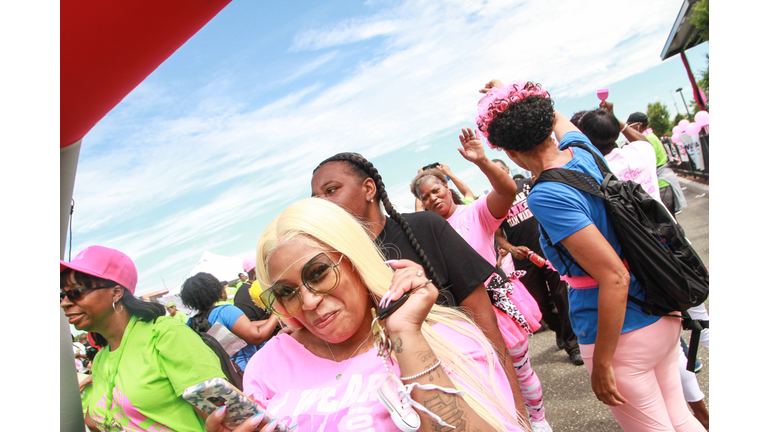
[670,91,680,117]
[676,87,692,121]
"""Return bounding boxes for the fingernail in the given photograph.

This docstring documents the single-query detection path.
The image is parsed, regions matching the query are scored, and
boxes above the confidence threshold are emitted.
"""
[264,419,278,432]
[382,260,396,265]
[215,405,226,417]
[249,412,266,425]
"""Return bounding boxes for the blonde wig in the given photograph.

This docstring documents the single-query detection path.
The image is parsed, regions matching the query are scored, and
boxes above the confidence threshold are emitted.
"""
[254,198,519,431]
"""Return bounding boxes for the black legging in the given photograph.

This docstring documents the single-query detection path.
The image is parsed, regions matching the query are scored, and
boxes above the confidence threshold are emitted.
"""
[514,258,579,354]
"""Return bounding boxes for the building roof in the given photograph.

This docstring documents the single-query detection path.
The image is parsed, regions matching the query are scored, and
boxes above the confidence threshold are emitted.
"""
[660,0,707,60]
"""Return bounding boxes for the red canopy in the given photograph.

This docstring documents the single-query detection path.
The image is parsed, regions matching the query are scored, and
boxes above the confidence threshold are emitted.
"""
[61,0,232,148]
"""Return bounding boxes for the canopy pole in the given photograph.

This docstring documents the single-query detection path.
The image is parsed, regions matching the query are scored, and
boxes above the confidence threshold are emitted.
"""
[61,140,86,432]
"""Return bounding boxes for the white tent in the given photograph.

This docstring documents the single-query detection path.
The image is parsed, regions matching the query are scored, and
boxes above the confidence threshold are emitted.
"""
[160,250,247,317]
[169,250,245,295]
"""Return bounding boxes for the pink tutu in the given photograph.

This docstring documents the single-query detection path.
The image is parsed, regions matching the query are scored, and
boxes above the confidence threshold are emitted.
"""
[494,307,529,349]
[499,254,543,332]
[507,278,542,331]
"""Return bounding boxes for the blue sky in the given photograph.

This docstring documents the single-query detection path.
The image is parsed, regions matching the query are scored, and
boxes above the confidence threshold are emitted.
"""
[62,0,709,297]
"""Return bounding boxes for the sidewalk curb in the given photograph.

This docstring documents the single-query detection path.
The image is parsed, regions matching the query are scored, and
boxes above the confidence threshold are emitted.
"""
[676,176,708,195]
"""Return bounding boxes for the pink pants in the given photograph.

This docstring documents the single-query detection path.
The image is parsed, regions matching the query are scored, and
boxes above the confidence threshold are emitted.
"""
[580,317,706,432]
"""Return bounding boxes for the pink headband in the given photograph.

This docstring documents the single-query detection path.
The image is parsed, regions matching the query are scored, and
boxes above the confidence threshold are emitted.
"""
[475,80,550,149]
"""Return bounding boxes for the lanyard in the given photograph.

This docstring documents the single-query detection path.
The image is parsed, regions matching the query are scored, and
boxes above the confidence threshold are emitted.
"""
[100,315,138,430]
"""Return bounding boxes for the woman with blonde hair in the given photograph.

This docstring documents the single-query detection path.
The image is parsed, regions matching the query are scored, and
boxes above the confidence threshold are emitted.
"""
[214,198,522,432]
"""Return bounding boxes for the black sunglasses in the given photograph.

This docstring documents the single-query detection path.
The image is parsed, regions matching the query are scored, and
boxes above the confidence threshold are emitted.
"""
[60,285,116,302]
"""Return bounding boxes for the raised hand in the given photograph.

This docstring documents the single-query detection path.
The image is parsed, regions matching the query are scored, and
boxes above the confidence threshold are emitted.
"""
[480,79,504,94]
[457,128,485,164]
[599,100,614,116]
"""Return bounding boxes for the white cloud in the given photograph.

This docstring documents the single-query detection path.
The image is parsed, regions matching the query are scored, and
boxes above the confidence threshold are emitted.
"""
[71,0,686,294]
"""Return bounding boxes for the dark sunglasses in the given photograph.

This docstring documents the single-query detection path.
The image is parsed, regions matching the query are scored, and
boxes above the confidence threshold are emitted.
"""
[60,285,116,302]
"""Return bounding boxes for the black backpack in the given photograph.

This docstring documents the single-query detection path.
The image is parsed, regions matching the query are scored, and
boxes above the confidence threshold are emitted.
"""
[532,141,709,371]
[188,310,245,391]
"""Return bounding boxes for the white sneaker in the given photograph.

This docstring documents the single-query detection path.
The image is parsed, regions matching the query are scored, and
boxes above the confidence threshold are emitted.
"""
[531,419,553,432]
[377,372,420,432]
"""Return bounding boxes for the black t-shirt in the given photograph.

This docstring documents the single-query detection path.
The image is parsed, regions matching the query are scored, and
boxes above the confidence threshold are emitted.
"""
[375,211,495,306]
[500,178,545,268]
[233,282,280,338]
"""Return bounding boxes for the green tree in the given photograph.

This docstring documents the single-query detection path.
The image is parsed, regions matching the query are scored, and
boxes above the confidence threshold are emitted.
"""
[689,0,708,43]
[647,102,672,137]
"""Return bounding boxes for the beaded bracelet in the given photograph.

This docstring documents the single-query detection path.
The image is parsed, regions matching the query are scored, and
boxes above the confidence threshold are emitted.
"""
[401,359,442,381]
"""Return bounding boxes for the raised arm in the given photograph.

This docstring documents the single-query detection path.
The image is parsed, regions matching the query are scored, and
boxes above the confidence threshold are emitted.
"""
[552,110,580,143]
[599,101,648,143]
[382,259,517,431]
[458,128,516,219]
[436,163,475,200]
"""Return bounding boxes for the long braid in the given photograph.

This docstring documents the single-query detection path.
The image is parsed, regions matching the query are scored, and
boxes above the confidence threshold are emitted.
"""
[315,153,445,292]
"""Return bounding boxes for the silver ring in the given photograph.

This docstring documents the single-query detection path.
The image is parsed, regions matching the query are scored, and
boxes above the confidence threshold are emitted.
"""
[416,270,423,277]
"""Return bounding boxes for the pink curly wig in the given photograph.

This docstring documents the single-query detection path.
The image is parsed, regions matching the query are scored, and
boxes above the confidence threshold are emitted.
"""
[475,80,551,149]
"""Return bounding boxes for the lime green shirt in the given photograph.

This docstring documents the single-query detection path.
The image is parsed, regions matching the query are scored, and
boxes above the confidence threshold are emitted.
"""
[88,317,225,431]
[645,132,670,188]
[171,310,189,324]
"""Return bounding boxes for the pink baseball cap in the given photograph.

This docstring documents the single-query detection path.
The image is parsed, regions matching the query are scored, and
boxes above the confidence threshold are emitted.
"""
[242,255,256,273]
[60,246,138,294]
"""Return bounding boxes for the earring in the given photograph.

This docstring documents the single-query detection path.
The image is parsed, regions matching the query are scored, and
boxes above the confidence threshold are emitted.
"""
[113,301,123,314]
[370,199,374,203]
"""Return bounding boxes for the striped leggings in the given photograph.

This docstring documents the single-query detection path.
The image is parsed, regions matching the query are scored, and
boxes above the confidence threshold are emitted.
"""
[508,338,546,423]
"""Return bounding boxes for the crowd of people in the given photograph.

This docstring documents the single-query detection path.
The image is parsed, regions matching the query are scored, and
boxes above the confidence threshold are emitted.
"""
[63,78,709,432]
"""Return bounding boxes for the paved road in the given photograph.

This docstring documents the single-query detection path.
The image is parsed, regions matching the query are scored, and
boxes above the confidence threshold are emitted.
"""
[527,184,709,431]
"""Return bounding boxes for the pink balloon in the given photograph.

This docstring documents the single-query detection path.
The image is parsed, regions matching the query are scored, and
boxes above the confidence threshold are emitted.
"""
[671,133,682,143]
[694,110,709,126]
[672,125,682,135]
[685,122,702,136]
[678,119,690,129]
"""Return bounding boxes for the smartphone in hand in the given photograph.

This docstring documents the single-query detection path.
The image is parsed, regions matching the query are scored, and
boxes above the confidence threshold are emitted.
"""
[183,377,291,431]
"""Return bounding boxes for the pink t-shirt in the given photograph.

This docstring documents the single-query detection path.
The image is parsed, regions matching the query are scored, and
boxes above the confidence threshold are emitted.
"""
[446,194,505,267]
[605,141,662,202]
[243,322,522,431]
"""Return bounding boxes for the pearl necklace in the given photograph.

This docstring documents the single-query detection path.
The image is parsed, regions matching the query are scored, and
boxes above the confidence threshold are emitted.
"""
[325,332,372,380]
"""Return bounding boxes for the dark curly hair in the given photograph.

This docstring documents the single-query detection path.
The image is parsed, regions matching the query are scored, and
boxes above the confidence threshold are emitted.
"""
[486,95,555,153]
[180,272,225,313]
[576,109,620,156]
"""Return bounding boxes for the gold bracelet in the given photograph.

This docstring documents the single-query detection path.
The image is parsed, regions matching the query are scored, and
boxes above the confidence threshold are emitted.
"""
[401,359,442,381]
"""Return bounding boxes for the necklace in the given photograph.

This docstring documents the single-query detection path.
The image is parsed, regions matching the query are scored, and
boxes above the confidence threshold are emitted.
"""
[325,332,372,380]
[100,315,138,430]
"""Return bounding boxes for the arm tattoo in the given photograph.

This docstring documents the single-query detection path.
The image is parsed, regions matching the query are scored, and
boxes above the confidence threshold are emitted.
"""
[424,391,467,431]
[395,338,403,353]
[415,350,434,363]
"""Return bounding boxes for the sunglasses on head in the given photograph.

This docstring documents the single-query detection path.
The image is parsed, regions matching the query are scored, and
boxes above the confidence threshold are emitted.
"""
[260,252,344,318]
[60,285,117,302]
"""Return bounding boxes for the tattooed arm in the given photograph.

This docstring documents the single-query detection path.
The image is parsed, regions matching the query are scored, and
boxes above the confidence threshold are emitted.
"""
[392,331,498,431]
[384,259,514,431]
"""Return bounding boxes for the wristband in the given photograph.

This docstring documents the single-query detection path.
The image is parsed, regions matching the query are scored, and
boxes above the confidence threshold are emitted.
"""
[621,123,628,132]
[401,359,442,381]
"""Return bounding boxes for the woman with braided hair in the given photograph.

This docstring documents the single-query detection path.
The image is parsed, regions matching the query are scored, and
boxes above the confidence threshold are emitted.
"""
[311,152,533,431]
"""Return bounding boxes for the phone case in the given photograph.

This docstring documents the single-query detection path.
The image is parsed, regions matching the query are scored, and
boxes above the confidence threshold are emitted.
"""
[183,377,291,431]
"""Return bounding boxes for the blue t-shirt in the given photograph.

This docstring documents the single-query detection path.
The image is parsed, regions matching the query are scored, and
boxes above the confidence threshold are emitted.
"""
[527,131,660,344]
[206,304,258,371]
